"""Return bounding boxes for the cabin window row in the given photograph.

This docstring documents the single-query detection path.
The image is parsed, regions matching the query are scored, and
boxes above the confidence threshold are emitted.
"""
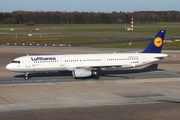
[33,61,58,63]
[107,58,139,61]
[65,59,101,62]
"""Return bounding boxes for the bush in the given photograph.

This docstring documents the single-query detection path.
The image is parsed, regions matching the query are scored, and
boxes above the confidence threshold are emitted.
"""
[1,18,17,24]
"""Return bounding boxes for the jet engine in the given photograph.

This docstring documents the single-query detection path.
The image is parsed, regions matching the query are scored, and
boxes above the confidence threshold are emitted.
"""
[72,68,92,78]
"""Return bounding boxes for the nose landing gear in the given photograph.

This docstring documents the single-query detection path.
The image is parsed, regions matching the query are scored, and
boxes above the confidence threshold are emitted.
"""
[24,72,29,80]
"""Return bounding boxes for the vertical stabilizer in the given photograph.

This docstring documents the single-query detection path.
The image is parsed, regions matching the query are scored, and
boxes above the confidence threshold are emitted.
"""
[142,30,166,53]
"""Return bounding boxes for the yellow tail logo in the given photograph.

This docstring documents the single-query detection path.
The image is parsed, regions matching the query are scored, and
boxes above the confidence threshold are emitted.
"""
[154,37,163,47]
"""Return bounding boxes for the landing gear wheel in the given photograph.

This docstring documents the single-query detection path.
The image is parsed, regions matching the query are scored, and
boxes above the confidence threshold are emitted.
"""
[93,75,99,79]
[24,76,29,80]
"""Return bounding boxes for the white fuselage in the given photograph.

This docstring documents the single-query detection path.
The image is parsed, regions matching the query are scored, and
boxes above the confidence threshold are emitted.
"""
[6,53,168,73]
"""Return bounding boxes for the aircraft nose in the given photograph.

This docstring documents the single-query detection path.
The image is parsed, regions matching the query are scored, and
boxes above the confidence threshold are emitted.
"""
[6,64,13,71]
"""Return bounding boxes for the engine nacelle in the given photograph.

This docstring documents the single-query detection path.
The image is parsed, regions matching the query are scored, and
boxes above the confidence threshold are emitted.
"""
[72,68,92,77]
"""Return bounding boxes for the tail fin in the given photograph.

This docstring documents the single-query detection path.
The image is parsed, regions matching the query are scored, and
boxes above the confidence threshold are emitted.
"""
[142,30,166,53]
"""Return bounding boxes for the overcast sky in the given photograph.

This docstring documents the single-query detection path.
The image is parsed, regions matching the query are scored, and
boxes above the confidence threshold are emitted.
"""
[1,0,180,12]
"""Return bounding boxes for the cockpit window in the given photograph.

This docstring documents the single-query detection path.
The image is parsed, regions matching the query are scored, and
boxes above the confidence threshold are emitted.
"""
[12,61,20,63]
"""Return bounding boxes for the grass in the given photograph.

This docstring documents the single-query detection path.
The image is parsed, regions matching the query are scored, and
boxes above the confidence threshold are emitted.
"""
[0,34,135,44]
[0,23,180,49]
[84,42,149,48]
[84,41,180,49]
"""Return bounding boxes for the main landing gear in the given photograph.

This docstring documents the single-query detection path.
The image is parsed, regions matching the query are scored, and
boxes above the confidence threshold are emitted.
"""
[24,72,29,80]
[92,71,99,79]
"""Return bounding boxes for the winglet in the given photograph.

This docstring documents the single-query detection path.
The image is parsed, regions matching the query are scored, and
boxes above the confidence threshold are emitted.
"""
[142,30,166,53]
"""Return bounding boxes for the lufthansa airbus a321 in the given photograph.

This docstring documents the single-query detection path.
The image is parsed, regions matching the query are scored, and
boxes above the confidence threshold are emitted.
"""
[6,30,168,80]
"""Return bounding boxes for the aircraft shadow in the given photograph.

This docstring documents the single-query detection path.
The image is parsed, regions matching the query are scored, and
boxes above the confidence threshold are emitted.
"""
[158,100,180,104]
[100,64,162,77]
[14,64,163,79]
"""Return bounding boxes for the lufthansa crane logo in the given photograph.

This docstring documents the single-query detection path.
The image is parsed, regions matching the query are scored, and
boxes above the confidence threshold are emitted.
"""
[154,37,163,47]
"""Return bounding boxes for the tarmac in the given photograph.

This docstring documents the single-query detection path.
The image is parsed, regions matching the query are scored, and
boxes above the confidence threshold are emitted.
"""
[0,46,180,120]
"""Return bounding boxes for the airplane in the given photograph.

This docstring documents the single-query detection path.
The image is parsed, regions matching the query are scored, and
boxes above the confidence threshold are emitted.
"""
[6,30,168,80]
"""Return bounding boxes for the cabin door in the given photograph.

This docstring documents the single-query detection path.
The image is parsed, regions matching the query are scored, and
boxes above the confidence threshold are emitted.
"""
[101,57,106,65]
[60,58,65,66]
[143,56,147,64]
[25,56,31,68]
